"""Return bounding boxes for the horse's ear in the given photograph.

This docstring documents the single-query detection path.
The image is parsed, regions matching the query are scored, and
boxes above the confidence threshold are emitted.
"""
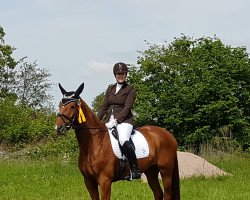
[75,82,84,97]
[59,83,67,95]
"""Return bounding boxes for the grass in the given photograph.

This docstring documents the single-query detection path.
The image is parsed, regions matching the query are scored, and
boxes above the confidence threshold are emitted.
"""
[0,153,249,200]
[181,152,250,200]
[0,158,86,200]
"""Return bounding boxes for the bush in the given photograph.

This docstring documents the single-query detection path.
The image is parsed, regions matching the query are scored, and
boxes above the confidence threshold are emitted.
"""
[28,131,78,159]
[197,136,241,157]
[0,98,56,146]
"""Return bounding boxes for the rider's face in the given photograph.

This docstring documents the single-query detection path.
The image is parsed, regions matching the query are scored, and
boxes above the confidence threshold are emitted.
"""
[115,73,127,84]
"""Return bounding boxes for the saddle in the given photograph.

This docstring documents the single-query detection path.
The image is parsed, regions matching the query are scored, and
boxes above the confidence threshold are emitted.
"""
[108,127,149,181]
[110,127,135,155]
[110,127,135,181]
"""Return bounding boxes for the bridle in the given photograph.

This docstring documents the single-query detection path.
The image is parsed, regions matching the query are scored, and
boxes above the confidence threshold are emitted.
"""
[57,99,79,130]
[57,98,107,131]
[57,112,77,130]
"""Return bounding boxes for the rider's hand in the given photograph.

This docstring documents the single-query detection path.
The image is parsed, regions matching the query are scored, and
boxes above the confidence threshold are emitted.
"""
[105,119,117,129]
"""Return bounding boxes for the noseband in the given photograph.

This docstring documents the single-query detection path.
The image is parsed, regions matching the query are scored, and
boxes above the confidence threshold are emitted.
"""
[57,112,77,130]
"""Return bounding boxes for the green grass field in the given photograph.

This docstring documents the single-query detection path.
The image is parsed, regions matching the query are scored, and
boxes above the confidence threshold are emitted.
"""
[0,153,249,200]
[181,153,250,200]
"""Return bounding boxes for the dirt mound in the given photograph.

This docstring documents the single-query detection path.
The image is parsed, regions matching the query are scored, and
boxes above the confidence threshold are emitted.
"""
[177,151,229,178]
[142,151,229,180]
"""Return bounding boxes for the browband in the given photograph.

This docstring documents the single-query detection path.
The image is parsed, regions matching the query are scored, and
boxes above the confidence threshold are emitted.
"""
[60,98,79,106]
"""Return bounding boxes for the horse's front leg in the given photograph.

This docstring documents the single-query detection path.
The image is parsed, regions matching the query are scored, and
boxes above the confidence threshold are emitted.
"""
[99,176,112,200]
[84,176,100,200]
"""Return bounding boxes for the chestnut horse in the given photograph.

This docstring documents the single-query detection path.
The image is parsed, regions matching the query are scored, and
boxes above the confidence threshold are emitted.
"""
[55,83,180,200]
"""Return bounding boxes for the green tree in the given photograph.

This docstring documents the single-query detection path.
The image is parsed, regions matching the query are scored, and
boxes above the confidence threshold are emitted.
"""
[15,61,53,109]
[92,84,114,113]
[0,26,55,146]
[92,92,105,113]
[0,26,18,99]
[0,26,53,109]
[127,35,250,152]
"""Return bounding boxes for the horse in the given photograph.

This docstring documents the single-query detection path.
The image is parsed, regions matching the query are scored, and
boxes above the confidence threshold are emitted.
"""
[55,83,180,200]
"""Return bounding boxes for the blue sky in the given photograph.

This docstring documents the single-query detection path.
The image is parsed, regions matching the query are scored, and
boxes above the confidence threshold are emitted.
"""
[1,0,250,107]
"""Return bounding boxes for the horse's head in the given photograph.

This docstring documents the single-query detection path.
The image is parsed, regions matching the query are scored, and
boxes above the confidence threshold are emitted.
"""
[55,83,85,134]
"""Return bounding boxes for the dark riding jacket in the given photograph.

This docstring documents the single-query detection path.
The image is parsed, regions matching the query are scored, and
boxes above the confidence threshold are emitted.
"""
[97,82,136,125]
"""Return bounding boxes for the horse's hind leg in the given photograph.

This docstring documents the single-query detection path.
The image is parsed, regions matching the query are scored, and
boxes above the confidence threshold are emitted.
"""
[159,168,173,200]
[144,165,163,200]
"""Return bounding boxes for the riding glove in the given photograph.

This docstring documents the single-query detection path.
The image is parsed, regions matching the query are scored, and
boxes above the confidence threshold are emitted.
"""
[105,119,117,129]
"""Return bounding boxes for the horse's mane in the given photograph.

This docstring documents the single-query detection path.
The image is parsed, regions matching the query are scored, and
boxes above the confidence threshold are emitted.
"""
[80,99,106,130]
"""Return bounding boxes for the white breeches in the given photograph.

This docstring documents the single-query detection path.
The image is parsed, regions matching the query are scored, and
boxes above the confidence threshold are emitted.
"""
[116,123,133,146]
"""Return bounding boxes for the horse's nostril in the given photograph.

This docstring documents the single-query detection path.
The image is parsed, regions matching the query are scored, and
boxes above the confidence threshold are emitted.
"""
[56,125,66,134]
[56,125,61,133]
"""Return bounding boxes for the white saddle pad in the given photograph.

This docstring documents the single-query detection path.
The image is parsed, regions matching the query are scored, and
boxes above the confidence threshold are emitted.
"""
[108,129,149,159]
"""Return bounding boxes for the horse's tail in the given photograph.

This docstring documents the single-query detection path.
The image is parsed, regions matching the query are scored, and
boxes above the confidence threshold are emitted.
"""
[172,154,180,200]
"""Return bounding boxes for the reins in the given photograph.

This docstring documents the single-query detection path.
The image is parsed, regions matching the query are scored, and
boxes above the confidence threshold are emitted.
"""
[57,98,107,131]
[81,127,107,130]
[74,121,107,130]
[57,112,77,130]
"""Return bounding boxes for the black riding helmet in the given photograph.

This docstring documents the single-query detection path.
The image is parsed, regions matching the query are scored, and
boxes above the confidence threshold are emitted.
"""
[113,62,128,74]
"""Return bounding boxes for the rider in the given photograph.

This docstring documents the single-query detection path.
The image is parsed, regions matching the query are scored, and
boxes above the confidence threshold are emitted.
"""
[97,62,141,180]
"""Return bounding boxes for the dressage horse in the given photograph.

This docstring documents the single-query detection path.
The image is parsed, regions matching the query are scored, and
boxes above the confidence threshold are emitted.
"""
[55,83,180,200]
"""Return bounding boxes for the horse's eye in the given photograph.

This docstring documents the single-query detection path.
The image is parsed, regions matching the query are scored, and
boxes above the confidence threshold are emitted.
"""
[71,105,76,109]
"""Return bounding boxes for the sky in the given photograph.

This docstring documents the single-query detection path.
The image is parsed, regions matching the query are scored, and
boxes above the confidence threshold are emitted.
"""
[1,0,250,107]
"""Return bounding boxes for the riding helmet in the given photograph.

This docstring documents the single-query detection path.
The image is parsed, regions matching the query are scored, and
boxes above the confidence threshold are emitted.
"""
[113,62,128,74]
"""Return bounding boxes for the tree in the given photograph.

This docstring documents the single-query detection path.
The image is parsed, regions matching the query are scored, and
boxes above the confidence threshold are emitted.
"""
[127,35,250,152]
[15,61,53,109]
[92,84,114,113]
[0,26,55,146]
[92,92,105,114]
[0,26,53,109]
[0,26,18,99]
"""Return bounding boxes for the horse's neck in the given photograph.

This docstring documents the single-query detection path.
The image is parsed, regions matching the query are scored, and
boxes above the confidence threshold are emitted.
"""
[80,100,105,129]
[76,100,107,155]
[75,126,108,158]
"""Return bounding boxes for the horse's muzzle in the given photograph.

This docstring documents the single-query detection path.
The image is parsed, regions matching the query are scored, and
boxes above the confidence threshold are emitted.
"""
[55,124,67,134]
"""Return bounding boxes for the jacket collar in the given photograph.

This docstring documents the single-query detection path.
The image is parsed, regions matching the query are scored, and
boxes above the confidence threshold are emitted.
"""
[112,82,127,94]
[116,81,127,88]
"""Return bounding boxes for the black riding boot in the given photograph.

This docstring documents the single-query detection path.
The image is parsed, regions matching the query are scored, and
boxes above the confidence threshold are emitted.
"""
[122,140,141,180]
